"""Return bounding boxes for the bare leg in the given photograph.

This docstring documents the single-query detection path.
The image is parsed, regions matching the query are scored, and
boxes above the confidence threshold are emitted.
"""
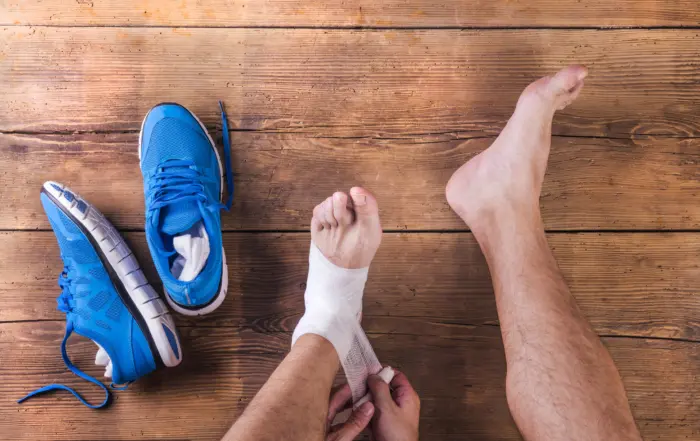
[446,66,642,441]
[223,188,382,441]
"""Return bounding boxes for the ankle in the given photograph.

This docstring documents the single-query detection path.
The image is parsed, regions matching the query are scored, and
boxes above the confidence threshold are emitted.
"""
[469,206,545,248]
[466,200,542,234]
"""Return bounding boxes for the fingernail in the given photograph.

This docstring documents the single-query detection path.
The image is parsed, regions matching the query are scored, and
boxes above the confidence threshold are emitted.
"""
[360,402,374,416]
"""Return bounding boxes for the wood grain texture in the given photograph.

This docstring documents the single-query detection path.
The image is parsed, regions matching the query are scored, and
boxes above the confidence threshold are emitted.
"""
[2,27,700,137]
[2,322,699,440]
[4,133,700,231]
[3,0,700,27]
[2,4,699,440]
[3,231,700,341]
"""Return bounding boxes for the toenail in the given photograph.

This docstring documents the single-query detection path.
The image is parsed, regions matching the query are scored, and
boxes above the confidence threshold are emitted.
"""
[353,194,366,206]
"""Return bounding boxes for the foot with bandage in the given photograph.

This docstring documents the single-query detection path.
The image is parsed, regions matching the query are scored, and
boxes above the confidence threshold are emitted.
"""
[294,188,393,405]
[222,187,420,441]
[293,187,385,405]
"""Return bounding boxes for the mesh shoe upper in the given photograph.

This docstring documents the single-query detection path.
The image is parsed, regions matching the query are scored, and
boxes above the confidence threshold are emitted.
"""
[17,192,159,408]
[41,193,157,385]
[140,103,225,309]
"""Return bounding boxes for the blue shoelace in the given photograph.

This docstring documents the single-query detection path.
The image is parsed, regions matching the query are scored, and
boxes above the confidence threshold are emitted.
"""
[146,159,224,212]
[17,265,112,408]
[219,100,235,210]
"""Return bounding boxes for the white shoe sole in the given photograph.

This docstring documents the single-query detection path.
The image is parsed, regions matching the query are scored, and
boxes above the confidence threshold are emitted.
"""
[42,181,183,368]
[138,103,228,316]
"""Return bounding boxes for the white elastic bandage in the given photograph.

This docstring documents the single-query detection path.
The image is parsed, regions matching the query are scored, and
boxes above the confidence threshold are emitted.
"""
[332,366,395,425]
[292,242,388,404]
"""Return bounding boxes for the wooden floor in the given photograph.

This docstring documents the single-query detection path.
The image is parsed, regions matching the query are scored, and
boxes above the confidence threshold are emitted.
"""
[2,2,700,440]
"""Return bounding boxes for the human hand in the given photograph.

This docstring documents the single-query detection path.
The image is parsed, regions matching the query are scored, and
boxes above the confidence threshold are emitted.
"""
[326,383,375,441]
[368,370,420,441]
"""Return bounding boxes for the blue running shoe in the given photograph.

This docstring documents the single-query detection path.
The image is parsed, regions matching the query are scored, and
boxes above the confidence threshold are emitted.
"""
[18,182,183,408]
[139,102,233,316]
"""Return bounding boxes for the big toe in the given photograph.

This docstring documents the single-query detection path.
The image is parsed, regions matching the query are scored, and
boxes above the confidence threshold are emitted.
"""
[349,187,379,222]
[546,65,588,109]
[521,65,588,111]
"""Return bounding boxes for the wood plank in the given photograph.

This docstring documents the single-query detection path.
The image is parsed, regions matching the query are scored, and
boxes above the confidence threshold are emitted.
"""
[2,28,700,137]
[2,322,698,440]
[3,231,700,341]
[3,0,700,27]
[4,133,700,231]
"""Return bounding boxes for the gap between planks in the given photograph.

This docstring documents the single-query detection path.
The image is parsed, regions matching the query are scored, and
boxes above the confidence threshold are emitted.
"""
[1,319,698,345]
[4,24,700,31]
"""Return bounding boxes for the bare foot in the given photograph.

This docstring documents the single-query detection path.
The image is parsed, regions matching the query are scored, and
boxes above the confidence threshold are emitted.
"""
[446,65,588,232]
[311,187,382,269]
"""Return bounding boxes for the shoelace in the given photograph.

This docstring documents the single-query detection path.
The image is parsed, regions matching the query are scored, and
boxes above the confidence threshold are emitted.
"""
[56,267,74,313]
[146,159,223,212]
[18,264,111,408]
[219,101,234,210]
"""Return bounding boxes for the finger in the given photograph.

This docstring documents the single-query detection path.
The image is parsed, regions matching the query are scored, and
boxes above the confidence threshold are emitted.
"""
[327,402,374,441]
[390,370,419,408]
[327,383,353,423]
[367,374,394,410]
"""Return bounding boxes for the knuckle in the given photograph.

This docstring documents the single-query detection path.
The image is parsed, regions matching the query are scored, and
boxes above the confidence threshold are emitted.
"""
[349,416,368,432]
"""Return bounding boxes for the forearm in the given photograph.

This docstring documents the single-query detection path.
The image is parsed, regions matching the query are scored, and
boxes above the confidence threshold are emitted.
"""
[222,334,340,441]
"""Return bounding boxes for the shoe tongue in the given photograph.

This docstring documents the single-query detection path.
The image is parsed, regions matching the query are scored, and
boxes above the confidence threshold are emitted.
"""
[160,201,202,236]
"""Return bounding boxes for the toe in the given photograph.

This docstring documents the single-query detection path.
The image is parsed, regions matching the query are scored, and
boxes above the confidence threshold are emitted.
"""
[311,215,323,232]
[323,197,338,227]
[517,65,587,113]
[313,202,330,229]
[332,192,354,227]
[349,187,379,222]
[549,65,588,94]
[547,65,587,109]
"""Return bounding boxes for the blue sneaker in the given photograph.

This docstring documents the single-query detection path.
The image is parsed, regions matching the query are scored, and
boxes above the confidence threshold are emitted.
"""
[139,102,233,316]
[18,182,183,408]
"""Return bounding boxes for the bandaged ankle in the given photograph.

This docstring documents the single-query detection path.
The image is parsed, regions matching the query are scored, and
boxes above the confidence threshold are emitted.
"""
[292,242,386,404]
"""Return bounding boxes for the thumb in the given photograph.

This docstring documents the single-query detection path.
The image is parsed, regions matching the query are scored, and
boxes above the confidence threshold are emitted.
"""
[328,402,374,441]
[367,374,394,409]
